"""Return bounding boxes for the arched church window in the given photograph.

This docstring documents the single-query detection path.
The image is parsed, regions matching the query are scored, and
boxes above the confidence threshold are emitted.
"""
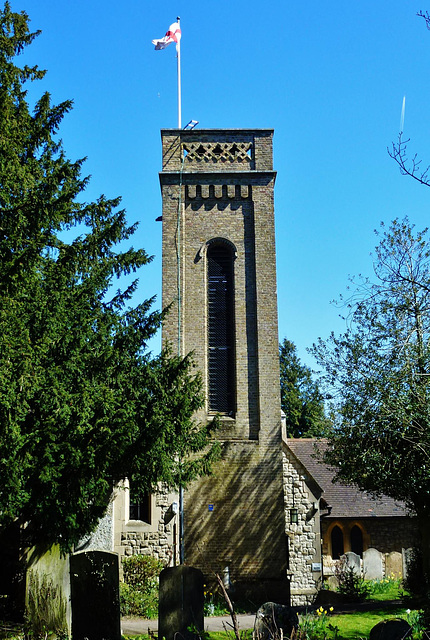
[207,241,235,414]
[350,524,364,557]
[331,525,344,560]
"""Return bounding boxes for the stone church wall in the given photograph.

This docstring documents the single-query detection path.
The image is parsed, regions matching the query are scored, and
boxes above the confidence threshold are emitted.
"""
[113,481,179,572]
[282,447,321,606]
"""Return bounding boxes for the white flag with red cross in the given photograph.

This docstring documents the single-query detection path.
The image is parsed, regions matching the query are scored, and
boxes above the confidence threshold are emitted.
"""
[152,22,181,51]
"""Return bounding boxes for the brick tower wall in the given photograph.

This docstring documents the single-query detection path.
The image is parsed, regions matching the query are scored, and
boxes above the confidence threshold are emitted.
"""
[160,129,288,603]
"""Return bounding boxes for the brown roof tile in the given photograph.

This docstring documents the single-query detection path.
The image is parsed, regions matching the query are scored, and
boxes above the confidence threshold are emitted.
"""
[286,438,409,519]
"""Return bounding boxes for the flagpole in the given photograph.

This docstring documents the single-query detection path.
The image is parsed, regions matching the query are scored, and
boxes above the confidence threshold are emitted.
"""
[177,16,181,129]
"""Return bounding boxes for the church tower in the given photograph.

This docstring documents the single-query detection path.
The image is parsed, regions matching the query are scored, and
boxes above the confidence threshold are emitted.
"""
[160,128,288,602]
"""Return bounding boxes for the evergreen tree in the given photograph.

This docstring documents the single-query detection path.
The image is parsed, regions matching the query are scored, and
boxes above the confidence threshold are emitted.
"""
[279,338,330,438]
[0,2,219,554]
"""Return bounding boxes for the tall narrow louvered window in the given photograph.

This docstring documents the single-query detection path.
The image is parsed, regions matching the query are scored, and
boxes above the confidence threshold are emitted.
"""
[207,242,235,414]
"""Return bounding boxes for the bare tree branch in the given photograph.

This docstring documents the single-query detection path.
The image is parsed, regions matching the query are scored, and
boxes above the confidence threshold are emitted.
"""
[388,133,430,186]
[215,573,241,640]
[417,10,430,29]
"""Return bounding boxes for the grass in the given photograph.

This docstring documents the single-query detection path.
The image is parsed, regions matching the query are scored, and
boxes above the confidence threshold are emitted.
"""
[311,606,414,639]
[122,606,425,640]
[365,576,405,602]
[122,634,254,640]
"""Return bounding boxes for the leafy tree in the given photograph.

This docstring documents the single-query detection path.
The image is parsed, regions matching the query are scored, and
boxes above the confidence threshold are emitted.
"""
[0,1,219,558]
[312,218,430,597]
[279,338,330,438]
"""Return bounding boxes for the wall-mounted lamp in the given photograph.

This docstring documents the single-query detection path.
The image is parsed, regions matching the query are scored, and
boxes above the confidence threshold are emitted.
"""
[290,478,298,524]
[164,501,179,524]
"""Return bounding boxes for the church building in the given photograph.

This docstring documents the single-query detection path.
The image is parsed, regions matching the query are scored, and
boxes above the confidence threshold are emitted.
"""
[159,128,290,603]
[104,127,417,608]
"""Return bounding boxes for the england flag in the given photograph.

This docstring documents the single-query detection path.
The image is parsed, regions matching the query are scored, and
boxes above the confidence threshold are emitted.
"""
[152,22,181,50]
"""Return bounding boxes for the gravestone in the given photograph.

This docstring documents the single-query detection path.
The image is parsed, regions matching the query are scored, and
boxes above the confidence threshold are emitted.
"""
[325,575,339,591]
[385,551,402,579]
[369,618,411,640]
[363,548,383,580]
[344,551,361,575]
[254,602,299,640]
[158,565,204,640]
[70,550,121,640]
[26,546,70,637]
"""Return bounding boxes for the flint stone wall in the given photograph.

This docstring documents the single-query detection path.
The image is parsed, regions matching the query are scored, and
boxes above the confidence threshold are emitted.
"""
[78,503,114,552]
[282,449,321,606]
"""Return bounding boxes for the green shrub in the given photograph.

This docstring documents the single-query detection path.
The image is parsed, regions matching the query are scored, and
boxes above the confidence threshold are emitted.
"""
[122,555,163,590]
[119,581,158,618]
[335,558,370,602]
[120,555,163,619]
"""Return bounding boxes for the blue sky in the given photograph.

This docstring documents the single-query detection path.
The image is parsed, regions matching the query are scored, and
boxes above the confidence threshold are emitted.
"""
[11,0,430,369]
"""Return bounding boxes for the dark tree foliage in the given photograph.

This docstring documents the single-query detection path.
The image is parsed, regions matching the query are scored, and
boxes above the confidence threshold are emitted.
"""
[0,2,219,554]
[279,338,330,438]
[312,219,430,587]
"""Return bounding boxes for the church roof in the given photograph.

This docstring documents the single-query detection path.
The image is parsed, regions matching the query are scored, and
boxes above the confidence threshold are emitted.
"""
[285,438,410,519]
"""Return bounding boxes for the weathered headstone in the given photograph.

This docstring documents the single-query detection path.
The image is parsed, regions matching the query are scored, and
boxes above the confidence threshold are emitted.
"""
[344,551,361,575]
[26,546,70,637]
[254,602,299,640]
[158,565,204,640]
[363,548,383,580]
[385,552,402,579]
[325,575,339,591]
[369,618,411,640]
[70,550,121,640]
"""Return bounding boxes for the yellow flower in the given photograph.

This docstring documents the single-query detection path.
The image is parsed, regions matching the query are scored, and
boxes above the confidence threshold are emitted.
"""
[329,607,334,612]
[317,610,322,616]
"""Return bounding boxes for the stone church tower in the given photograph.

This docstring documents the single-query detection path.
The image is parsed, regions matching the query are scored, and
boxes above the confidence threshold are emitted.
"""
[160,128,289,602]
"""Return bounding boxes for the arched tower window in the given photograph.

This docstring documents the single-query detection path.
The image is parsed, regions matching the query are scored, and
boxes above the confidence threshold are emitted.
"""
[350,525,363,557]
[207,241,235,414]
[331,525,344,560]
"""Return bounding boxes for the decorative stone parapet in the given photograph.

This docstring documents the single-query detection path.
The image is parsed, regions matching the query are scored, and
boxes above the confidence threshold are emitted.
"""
[161,128,274,173]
